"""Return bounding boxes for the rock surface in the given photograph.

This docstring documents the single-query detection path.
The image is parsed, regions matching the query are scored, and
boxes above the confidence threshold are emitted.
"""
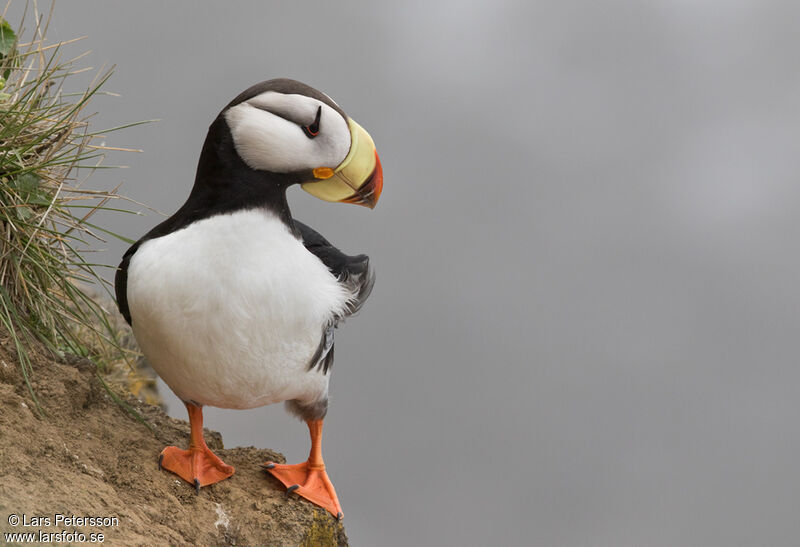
[0,339,348,546]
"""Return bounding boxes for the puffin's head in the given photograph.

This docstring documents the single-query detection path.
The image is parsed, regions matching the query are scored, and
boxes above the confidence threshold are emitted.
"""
[221,78,382,208]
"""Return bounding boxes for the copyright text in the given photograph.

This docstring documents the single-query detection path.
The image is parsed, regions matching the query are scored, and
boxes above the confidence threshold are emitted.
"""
[4,513,119,544]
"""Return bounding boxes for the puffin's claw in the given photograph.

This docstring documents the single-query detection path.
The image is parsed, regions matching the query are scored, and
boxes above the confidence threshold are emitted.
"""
[262,420,342,518]
[261,462,276,470]
[265,461,343,518]
[336,512,343,521]
[158,445,234,490]
[158,453,164,471]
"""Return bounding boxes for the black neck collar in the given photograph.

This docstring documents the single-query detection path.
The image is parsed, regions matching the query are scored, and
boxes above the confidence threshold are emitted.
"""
[156,116,299,237]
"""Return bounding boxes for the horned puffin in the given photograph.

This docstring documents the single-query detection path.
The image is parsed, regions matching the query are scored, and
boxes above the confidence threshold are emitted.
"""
[114,78,382,519]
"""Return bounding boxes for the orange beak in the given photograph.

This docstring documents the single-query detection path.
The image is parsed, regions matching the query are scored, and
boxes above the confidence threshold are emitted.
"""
[340,150,383,209]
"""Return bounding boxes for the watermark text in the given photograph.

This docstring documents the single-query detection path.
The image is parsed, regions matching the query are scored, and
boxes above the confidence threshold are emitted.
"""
[4,513,119,544]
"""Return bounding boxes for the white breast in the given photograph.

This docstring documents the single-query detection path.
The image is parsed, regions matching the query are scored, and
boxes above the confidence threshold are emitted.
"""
[126,209,352,409]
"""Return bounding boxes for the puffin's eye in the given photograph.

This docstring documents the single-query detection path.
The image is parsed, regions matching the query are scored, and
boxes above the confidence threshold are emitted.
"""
[302,106,322,138]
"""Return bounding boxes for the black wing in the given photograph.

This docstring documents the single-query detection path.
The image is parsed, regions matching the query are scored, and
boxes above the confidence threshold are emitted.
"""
[294,219,375,318]
[114,246,136,325]
[295,219,376,374]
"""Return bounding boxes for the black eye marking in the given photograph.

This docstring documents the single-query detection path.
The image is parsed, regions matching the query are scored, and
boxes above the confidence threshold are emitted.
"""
[303,106,322,138]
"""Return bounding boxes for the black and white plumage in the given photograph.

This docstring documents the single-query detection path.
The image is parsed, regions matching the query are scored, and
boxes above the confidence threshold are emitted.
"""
[296,220,375,376]
[115,78,380,425]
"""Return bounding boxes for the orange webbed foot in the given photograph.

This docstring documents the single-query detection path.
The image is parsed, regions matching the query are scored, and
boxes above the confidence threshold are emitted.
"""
[264,461,343,519]
[159,445,234,491]
[160,402,235,491]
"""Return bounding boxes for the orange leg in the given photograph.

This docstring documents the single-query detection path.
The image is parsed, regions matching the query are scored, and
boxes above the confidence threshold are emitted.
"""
[159,402,234,491]
[264,419,343,519]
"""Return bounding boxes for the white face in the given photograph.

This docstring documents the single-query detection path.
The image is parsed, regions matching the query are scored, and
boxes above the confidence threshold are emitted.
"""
[224,91,351,173]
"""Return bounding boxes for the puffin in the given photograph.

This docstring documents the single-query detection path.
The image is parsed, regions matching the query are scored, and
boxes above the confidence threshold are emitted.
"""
[114,78,382,519]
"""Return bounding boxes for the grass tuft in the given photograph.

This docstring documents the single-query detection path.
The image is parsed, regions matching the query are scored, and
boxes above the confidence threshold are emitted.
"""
[0,4,141,414]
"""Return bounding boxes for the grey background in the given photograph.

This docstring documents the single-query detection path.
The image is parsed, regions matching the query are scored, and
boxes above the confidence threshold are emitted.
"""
[8,1,800,545]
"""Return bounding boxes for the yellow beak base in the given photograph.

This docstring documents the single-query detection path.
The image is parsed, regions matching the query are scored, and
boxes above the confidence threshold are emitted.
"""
[301,119,381,207]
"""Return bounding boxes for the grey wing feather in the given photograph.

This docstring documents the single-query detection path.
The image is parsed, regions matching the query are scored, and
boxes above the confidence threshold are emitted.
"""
[294,219,375,373]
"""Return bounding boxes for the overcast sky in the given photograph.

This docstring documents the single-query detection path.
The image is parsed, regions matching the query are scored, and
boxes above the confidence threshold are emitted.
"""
[6,1,800,545]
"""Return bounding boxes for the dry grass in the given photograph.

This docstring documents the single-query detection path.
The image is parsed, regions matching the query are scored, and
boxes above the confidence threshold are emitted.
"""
[0,2,145,412]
